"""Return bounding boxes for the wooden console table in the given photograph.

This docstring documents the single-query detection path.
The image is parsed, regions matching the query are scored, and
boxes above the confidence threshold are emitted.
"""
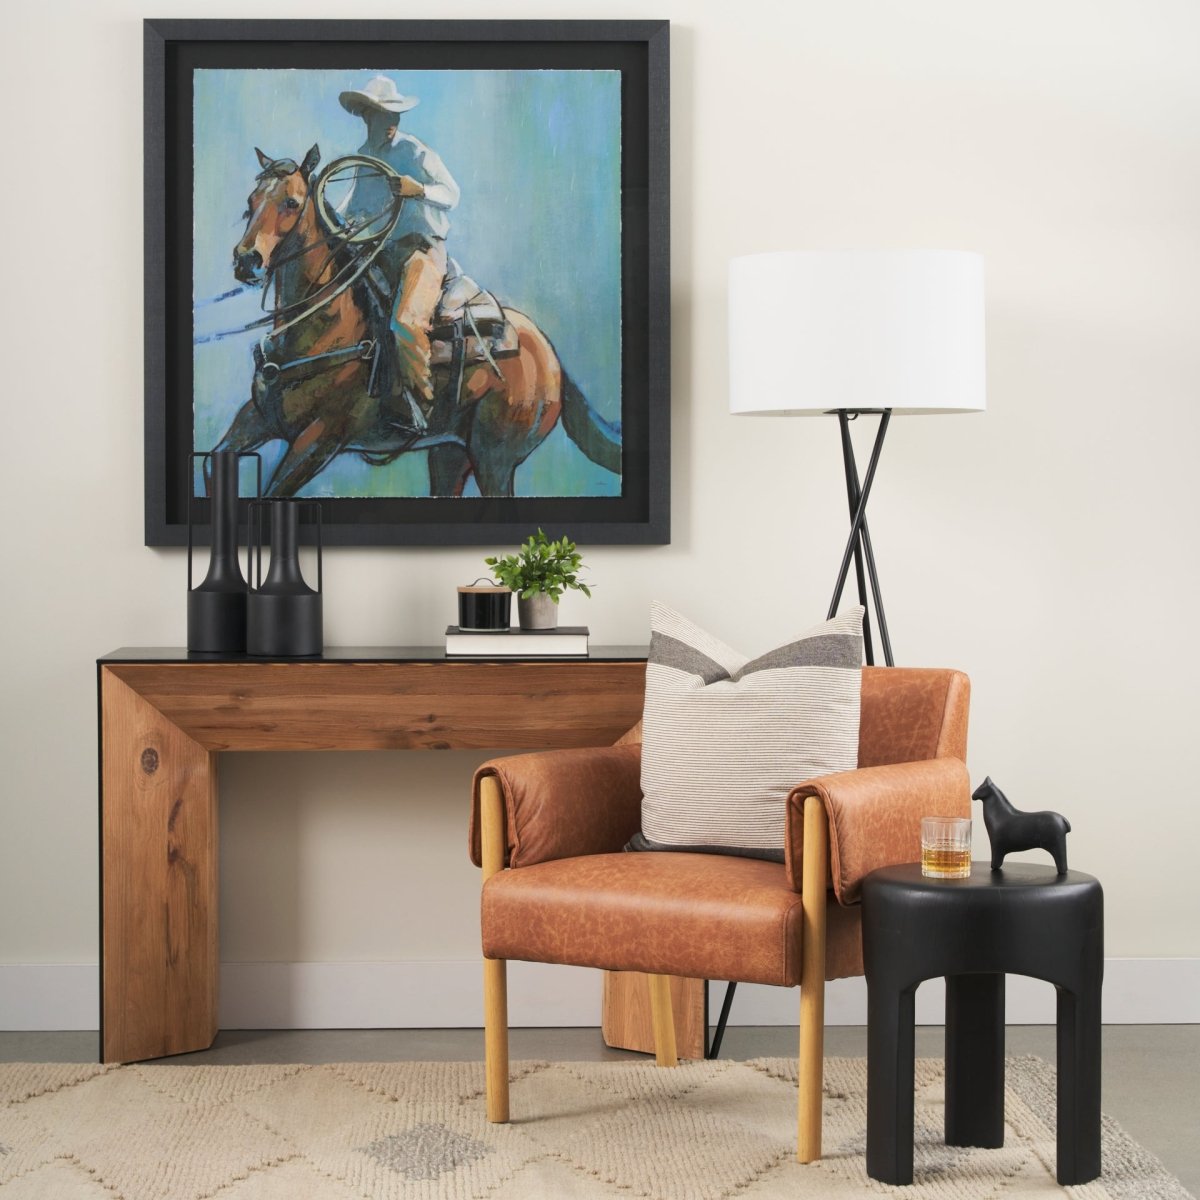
[98,647,647,1064]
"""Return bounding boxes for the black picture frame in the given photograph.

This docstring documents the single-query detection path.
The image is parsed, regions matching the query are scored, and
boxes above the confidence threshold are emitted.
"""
[144,18,670,547]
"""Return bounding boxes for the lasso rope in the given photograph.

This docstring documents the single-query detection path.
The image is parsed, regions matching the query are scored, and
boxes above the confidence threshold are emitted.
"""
[193,156,404,345]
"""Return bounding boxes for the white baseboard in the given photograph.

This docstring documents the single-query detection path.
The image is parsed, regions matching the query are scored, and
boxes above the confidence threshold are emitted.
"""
[0,965,99,1032]
[219,961,601,1030]
[2,958,1196,1032]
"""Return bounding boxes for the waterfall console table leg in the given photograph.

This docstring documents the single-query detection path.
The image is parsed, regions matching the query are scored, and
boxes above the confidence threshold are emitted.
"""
[100,667,219,1063]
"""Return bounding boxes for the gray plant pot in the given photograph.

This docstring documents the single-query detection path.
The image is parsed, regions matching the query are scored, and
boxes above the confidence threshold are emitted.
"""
[517,592,559,630]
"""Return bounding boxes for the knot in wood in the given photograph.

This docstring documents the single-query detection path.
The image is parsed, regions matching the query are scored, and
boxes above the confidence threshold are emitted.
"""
[140,747,160,775]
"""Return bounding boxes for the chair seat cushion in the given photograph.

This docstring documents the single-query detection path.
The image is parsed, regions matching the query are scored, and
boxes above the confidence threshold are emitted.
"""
[483,852,807,985]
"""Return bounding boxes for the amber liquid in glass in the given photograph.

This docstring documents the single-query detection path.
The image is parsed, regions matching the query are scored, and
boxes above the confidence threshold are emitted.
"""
[921,845,971,879]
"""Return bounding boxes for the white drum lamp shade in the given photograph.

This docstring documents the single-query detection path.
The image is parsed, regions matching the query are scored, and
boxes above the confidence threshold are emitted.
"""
[729,250,986,416]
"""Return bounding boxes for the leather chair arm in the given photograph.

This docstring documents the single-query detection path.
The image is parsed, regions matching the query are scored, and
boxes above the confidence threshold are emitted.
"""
[786,757,971,904]
[469,743,643,869]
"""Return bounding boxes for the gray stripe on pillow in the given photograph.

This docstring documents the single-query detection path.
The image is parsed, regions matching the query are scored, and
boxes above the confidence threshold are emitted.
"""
[624,831,785,863]
[648,631,731,684]
[734,634,864,679]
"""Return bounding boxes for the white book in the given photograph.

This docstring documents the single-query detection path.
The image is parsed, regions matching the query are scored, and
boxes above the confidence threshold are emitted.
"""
[444,626,589,657]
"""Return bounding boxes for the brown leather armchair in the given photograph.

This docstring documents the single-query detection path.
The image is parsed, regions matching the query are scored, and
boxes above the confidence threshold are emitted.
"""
[469,666,970,1161]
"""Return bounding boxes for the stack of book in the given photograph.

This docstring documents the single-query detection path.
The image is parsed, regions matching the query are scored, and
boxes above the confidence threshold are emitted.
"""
[444,625,589,657]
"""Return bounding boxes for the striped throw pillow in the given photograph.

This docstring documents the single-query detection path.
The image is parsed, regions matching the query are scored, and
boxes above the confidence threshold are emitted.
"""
[632,604,864,861]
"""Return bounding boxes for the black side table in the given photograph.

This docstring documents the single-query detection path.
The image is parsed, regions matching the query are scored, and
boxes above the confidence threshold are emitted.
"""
[861,863,1103,1186]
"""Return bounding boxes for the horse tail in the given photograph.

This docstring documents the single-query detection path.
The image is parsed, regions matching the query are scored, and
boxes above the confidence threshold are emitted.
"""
[560,373,622,475]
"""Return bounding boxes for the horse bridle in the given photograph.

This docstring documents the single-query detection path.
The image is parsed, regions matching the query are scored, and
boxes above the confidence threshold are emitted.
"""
[199,156,404,346]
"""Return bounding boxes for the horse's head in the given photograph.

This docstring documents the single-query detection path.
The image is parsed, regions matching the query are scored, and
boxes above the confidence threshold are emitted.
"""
[233,145,321,285]
[972,776,1002,805]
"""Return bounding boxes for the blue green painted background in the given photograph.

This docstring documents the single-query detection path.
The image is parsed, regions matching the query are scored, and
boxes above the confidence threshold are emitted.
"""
[193,68,622,497]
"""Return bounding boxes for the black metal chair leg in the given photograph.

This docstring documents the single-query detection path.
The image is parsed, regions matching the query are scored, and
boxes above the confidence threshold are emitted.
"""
[945,973,1006,1147]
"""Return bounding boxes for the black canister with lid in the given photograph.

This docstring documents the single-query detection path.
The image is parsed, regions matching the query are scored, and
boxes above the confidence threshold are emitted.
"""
[457,580,512,631]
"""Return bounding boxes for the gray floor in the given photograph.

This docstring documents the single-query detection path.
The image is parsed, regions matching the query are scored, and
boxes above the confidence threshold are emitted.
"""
[1,1026,1195,1195]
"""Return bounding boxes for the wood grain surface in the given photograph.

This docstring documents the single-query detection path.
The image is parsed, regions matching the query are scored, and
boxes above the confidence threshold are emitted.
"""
[602,971,707,1060]
[98,657,646,1063]
[103,661,646,751]
[101,670,217,1063]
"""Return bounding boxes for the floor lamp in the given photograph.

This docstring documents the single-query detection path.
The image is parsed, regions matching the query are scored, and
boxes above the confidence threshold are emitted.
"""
[728,250,986,666]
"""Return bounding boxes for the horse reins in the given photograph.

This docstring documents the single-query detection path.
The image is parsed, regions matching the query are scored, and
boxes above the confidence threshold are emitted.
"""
[255,338,377,387]
[195,157,405,346]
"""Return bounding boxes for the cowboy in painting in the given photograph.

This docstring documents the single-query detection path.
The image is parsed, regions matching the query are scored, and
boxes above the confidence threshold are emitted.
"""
[337,76,460,425]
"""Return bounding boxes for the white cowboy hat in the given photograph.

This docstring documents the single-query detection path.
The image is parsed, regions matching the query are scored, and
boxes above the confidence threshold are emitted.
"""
[339,75,419,117]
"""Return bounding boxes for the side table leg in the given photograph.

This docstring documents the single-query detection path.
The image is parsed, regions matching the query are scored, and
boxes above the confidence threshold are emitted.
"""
[945,973,1005,1147]
[867,981,916,1185]
[1056,984,1102,1185]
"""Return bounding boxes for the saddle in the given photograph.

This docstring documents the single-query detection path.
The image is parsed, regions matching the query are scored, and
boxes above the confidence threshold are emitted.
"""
[429,262,521,368]
[360,257,518,399]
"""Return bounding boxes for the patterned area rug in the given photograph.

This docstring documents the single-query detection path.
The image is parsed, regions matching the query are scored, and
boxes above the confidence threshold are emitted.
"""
[0,1056,1191,1199]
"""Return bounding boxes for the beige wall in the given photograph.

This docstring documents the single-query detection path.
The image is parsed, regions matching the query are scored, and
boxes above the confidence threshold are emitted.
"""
[3,0,1198,997]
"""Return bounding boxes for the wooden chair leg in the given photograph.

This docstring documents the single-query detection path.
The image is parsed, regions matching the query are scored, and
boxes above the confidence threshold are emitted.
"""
[647,973,678,1067]
[484,956,509,1122]
[480,775,510,1122]
[798,794,829,1162]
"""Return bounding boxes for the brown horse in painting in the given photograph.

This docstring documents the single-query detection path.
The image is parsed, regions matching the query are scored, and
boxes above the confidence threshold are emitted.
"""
[213,145,620,497]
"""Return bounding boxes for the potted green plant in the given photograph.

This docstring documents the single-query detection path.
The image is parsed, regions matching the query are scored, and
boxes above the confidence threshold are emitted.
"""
[485,530,592,630]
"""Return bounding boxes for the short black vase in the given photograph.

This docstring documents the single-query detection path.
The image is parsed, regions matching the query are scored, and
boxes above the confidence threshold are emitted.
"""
[247,500,323,658]
[188,450,257,654]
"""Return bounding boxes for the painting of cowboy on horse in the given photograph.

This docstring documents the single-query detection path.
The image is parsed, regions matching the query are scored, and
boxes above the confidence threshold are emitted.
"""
[193,68,623,499]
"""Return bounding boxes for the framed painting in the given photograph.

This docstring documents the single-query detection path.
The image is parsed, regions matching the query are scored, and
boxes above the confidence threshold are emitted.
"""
[144,19,670,546]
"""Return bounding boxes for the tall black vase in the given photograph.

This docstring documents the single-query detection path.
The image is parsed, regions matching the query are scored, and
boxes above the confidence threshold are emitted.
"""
[187,450,250,653]
[247,500,323,658]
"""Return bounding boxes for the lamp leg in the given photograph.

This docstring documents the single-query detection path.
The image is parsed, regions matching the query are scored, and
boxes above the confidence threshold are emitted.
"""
[842,414,895,667]
[828,410,894,667]
[838,412,875,666]
[706,982,738,1059]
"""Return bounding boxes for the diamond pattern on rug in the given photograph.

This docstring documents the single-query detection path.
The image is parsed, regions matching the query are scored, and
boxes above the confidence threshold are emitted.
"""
[330,1058,551,1108]
[360,1123,491,1181]
[209,1157,386,1200]
[554,1057,731,1104]
[0,1103,67,1186]
[0,1061,111,1105]
[0,1057,1190,1200]
[329,1061,485,1106]
[132,1062,310,1108]
[486,1155,632,1199]
[814,1057,1048,1197]
[671,1060,801,1145]
[0,1157,116,1199]
[561,1101,791,1199]
[236,1062,538,1200]
[17,1066,295,1200]
[511,1063,789,1200]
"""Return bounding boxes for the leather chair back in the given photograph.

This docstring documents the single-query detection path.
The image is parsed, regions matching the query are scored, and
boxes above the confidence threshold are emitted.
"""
[858,667,970,767]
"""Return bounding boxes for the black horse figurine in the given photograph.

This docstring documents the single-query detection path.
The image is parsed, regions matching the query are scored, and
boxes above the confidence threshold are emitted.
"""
[972,777,1071,875]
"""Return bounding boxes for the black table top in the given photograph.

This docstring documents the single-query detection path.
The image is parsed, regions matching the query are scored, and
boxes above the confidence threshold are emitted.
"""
[99,646,649,664]
[865,862,1099,893]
